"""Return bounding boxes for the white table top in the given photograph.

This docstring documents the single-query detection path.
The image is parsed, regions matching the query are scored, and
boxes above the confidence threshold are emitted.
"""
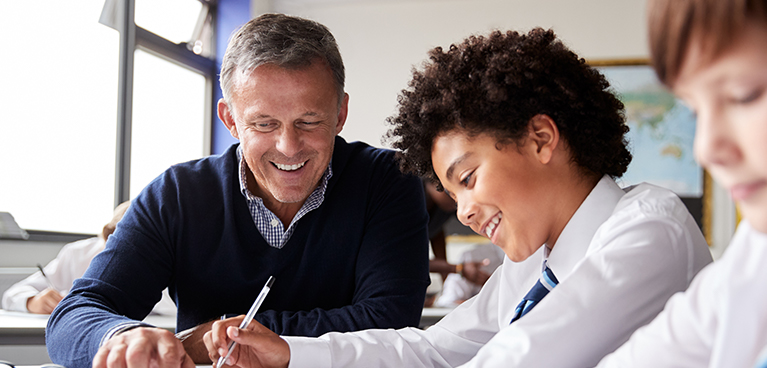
[0,310,176,329]
[0,310,176,345]
[0,307,452,344]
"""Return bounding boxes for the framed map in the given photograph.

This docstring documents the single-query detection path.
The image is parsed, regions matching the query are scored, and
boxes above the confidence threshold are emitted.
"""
[590,59,710,238]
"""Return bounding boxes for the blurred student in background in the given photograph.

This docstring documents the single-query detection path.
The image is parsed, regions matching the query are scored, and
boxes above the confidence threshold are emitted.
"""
[1,201,175,315]
[598,0,767,366]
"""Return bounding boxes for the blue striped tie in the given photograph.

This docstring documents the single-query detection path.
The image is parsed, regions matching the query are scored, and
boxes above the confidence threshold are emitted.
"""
[510,262,559,324]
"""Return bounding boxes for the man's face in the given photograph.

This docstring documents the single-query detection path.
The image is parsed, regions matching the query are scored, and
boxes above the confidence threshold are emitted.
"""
[219,61,348,207]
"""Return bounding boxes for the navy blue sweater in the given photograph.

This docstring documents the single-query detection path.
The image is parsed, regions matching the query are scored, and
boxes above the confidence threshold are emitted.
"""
[47,137,430,367]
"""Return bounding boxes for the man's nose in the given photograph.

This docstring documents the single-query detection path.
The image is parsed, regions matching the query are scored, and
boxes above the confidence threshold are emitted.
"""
[276,126,302,157]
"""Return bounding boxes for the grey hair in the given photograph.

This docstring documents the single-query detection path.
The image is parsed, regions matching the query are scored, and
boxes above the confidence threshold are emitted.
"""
[220,13,345,108]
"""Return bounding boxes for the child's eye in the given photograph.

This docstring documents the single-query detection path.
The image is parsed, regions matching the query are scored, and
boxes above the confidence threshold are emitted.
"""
[460,171,474,187]
[735,89,763,104]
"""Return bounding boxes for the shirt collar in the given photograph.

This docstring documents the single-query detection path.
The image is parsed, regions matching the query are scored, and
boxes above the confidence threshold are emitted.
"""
[546,175,625,280]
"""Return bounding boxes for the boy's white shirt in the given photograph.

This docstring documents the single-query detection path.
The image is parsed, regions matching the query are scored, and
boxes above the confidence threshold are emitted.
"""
[284,175,713,368]
[598,220,767,368]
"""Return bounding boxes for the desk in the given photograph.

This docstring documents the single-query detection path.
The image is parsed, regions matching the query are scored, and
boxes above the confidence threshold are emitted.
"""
[0,308,450,364]
[0,310,176,345]
[0,311,176,364]
[1,308,450,345]
[419,307,452,328]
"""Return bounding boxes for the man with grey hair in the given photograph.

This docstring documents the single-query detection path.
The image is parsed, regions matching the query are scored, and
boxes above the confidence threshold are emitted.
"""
[46,13,430,368]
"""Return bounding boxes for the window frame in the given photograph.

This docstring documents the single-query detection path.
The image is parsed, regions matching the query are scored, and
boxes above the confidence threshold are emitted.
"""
[112,0,217,207]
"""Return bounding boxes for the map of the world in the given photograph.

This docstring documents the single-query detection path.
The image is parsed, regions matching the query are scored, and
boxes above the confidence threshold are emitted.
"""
[598,64,703,197]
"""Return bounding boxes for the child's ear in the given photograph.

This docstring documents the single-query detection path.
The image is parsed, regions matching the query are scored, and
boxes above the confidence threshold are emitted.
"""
[527,114,560,164]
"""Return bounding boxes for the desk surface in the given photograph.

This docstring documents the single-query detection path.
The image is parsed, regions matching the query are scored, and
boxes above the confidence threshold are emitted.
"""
[0,307,452,345]
[0,310,176,345]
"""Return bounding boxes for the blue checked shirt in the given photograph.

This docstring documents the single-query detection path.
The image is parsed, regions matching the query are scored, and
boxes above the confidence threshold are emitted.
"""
[237,146,332,249]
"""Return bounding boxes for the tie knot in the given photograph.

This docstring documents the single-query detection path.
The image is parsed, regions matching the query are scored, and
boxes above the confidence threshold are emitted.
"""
[510,264,559,324]
[540,264,559,291]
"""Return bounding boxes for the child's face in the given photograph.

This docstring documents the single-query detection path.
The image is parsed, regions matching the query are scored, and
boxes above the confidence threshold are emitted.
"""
[430,130,552,262]
[674,22,767,232]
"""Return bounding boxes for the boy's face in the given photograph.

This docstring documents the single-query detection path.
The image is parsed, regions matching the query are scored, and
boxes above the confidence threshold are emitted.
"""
[431,129,553,262]
[674,22,767,232]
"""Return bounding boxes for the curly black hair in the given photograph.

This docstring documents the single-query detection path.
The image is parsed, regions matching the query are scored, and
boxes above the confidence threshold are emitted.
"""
[385,28,631,185]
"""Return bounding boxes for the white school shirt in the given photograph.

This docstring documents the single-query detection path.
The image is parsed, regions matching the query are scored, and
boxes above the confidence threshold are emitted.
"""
[283,176,713,368]
[1,237,176,315]
[597,220,767,368]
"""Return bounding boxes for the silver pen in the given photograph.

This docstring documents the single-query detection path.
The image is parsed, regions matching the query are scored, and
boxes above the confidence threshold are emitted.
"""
[37,263,59,292]
[217,276,275,367]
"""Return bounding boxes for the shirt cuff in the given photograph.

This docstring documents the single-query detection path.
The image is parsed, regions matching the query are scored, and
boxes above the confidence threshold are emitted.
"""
[100,321,153,347]
[7,289,39,312]
[283,335,332,368]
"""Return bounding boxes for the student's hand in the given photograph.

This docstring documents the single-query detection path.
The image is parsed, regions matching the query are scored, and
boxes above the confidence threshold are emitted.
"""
[93,327,195,368]
[26,287,63,314]
[204,316,290,368]
[462,259,492,286]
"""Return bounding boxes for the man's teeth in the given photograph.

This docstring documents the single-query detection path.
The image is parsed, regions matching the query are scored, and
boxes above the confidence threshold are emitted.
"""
[275,162,306,171]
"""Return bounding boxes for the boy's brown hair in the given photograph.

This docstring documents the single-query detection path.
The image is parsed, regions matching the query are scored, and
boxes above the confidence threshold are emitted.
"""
[648,0,767,87]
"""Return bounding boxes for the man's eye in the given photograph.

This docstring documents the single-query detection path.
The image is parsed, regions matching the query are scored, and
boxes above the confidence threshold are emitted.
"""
[254,122,278,132]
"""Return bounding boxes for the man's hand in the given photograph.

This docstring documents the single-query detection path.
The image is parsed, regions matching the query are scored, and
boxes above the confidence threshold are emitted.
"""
[93,326,196,368]
[26,288,63,314]
[203,316,290,368]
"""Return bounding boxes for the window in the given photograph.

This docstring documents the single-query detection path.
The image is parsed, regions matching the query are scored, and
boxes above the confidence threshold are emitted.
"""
[0,0,216,235]
[0,0,119,234]
[130,49,207,199]
[135,0,203,45]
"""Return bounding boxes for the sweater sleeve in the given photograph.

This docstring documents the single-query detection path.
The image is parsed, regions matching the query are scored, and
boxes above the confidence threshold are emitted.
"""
[46,184,176,368]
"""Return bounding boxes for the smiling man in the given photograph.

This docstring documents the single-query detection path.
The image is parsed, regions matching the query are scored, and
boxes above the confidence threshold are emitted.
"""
[46,14,430,368]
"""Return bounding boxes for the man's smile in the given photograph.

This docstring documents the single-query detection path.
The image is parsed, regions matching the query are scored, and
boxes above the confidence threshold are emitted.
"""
[273,161,307,171]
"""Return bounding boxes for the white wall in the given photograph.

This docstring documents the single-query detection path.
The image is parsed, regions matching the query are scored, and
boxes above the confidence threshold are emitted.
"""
[254,0,737,253]
[268,0,648,147]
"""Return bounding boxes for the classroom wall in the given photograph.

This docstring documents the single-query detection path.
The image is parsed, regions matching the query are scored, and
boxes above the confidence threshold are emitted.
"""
[255,0,738,253]
[267,0,648,147]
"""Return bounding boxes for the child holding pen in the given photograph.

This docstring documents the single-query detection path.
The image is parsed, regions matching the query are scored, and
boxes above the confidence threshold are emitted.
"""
[597,0,767,366]
[1,201,175,316]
